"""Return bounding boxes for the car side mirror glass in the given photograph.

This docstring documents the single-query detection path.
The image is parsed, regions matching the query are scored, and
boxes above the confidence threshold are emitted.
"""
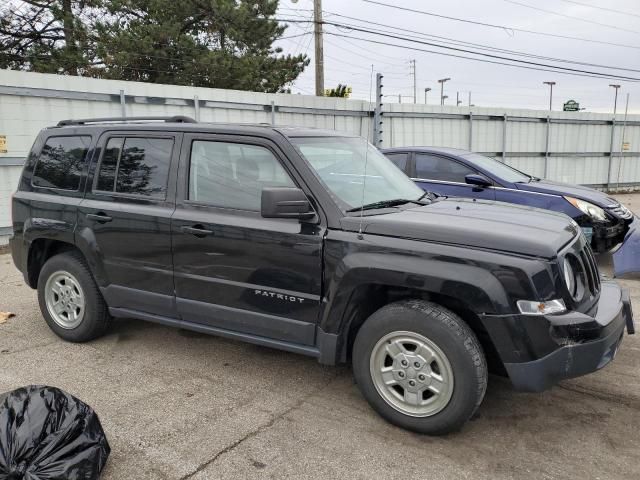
[465,174,492,188]
[261,187,315,219]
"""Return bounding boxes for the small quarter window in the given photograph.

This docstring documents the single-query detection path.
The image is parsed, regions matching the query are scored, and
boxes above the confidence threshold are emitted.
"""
[32,136,91,190]
[96,138,123,192]
[384,152,409,172]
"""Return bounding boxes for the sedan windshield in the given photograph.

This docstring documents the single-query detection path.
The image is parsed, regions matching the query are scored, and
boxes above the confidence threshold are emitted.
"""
[292,136,425,211]
[462,152,531,183]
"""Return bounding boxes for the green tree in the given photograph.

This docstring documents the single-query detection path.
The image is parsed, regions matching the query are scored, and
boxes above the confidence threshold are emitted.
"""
[0,0,101,75]
[0,0,308,92]
[324,84,352,98]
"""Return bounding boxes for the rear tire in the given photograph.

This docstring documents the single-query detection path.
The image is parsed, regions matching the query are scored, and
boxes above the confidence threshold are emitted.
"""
[37,251,111,342]
[352,299,487,435]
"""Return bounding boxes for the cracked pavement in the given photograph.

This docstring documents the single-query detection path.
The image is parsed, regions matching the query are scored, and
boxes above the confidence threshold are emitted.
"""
[1,194,640,479]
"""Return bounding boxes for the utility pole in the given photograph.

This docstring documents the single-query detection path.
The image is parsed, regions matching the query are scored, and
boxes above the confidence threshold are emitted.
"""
[442,95,448,105]
[398,94,402,104]
[543,81,556,111]
[438,78,451,106]
[468,91,471,107]
[424,88,431,104]
[409,60,416,103]
[313,0,324,96]
[609,84,621,116]
[456,92,462,106]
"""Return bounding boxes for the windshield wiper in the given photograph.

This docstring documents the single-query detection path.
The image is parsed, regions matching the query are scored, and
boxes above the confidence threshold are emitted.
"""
[346,198,428,213]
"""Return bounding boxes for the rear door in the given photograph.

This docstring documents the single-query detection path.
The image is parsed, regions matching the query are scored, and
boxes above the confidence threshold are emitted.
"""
[412,153,496,200]
[77,131,180,317]
[170,133,324,345]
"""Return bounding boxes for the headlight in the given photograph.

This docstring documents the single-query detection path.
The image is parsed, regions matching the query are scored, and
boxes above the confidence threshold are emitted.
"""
[563,256,576,296]
[564,196,607,221]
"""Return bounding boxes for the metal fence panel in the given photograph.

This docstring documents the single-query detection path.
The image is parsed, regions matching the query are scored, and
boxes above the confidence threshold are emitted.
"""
[1,69,640,235]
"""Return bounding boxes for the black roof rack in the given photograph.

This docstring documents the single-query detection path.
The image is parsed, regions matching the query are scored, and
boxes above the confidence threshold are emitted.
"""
[56,116,197,127]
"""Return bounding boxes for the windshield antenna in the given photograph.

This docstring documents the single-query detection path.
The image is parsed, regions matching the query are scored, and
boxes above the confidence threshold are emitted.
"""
[358,65,375,239]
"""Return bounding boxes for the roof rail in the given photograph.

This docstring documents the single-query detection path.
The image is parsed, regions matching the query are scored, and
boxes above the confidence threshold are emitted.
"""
[56,116,197,127]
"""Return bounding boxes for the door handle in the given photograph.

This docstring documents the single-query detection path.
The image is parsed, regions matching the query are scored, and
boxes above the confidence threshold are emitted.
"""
[86,213,113,223]
[181,225,213,237]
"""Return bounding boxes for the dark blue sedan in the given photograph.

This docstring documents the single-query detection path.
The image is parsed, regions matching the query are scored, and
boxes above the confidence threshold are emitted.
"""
[381,146,635,254]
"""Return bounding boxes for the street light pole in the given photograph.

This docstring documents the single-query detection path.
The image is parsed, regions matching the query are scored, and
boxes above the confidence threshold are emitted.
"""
[438,78,451,106]
[609,84,621,116]
[424,88,431,104]
[543,81,556,111]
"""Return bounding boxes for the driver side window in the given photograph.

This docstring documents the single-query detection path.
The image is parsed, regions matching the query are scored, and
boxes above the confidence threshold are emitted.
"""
[189,140,295,211]
[415,154,476,183]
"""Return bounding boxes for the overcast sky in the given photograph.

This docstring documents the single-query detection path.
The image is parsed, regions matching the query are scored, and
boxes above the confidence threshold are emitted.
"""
[274,0,640,113]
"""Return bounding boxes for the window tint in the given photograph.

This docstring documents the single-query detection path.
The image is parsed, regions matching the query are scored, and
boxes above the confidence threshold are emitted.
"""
[384,152,409,172]
[32,136,91,190]
[116,138,173,198]
[415,154,476,183]
[94,137,172,197]
[189,141,295,211]
[96,137,123,191]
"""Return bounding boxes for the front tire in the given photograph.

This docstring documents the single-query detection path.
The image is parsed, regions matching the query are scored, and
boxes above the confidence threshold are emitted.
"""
[352,300,487,435]
[37,251,111,342]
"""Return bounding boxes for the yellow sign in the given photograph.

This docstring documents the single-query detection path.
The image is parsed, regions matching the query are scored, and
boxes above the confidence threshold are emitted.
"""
[623,142,630,151]
[0,136,6,154]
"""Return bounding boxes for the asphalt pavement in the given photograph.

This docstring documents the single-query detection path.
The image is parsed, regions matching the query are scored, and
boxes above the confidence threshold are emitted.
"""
[1,194,639,480]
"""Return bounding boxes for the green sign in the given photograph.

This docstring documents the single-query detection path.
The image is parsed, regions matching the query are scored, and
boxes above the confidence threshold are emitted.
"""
[563,100,580,111]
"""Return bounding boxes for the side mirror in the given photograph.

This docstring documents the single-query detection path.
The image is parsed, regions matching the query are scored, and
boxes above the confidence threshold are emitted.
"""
[465,174,492,188]
[261,187,315,219]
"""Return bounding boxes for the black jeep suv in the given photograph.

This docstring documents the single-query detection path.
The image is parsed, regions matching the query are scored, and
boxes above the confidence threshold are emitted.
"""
[10,116,635,435]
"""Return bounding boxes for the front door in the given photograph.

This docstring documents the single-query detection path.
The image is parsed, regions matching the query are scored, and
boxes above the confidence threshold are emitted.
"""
[78,131,180,317]
[171,134,323,345]
[412,153,496,200]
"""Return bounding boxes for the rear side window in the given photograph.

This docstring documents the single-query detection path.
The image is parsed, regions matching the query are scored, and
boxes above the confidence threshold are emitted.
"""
[95,137,173,199]
[415,154,476,183]
[32,136,91,190]
[384,152,409,172]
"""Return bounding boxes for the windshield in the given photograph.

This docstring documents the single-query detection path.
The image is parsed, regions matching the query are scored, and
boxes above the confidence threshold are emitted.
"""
[292,136,425,211]
[462,153,531,183]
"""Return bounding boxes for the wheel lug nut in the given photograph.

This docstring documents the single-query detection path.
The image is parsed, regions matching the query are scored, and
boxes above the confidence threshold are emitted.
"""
[398,371,405,378]
[401,360,408,367]
[409,380,416,386]
[418,374,426,381]
[414,362,420,368]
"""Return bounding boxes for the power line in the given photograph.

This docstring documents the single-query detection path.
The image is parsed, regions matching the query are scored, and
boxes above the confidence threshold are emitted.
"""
[557,0,640,19]
[503,0,640,35]
[360,0,640,50]
[279,18,640,80]
[287,15,640,74]
[324,32,640,82]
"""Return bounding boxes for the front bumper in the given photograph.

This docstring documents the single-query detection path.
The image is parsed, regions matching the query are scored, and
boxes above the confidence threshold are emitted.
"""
[590,218,629,252]
[499,282,634,392]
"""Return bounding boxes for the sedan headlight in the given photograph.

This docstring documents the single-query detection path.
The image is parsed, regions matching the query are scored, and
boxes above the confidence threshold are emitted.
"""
[564,196,607,221]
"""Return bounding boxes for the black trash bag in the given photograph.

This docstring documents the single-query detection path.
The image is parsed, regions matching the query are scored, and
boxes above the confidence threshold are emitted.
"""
[0,385,110,480]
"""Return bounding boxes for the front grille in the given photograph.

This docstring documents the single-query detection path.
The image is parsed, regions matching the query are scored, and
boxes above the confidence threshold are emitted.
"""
[579,245,600,297]
[563,235,601,313]
[608,204,633,220]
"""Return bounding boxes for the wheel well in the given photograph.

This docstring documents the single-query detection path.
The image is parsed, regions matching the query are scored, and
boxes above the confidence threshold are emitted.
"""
[27,239,80,288]
[342,285,505,374]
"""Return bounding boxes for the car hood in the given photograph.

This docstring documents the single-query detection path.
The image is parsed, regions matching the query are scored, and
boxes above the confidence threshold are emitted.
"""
[515,179,617,208]
[341,198,578,258]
